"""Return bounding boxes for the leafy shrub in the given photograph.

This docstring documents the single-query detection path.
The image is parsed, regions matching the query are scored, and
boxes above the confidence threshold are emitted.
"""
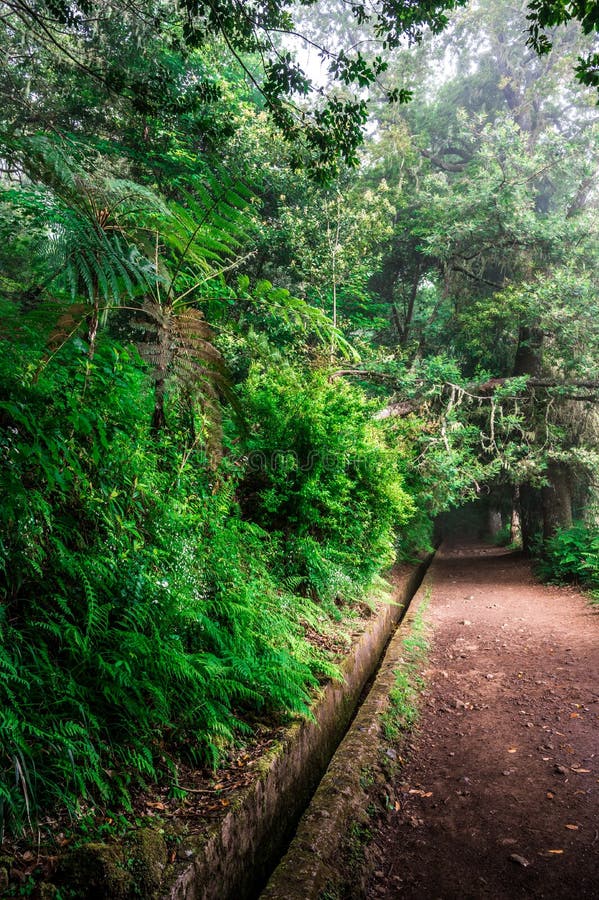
[237,364,413,604]
[536,522,599,597]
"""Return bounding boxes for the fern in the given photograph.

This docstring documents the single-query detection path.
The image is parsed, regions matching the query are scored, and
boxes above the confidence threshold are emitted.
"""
[10,136,162,355]
[129,170,255,446]
[537,522,599,596]
[0,154,402,839]
[135,298,228,452]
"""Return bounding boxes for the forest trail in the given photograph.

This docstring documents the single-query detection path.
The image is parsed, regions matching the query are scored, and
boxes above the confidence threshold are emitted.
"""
[365,543,599,899]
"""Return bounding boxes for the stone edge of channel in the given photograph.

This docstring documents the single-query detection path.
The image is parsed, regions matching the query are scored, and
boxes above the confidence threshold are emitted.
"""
[164,558,433,900]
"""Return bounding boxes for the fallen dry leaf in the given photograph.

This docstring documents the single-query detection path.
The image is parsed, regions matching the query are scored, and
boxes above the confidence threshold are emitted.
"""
[565,824,579,830]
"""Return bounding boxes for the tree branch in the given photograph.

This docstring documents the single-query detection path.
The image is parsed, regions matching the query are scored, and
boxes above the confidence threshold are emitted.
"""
[420,148,466,173]
[451,264,504,288]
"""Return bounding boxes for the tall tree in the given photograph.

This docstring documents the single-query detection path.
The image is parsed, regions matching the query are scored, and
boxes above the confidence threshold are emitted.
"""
[351,0,599,545]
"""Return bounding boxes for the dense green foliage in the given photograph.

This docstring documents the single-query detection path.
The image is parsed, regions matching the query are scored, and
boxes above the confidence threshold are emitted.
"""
[0,297,407,831]
[1,0,598,846]
[536,523,599,598]
[0,113,413,830]
[239,365,412,600]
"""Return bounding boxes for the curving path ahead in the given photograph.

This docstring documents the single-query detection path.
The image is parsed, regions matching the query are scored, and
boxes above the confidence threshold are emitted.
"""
[366,542,599,899]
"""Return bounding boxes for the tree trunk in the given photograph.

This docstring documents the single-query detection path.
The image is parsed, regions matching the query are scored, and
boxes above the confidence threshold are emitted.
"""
[399,267,421,348]
[151,377,166,433]
[87,305,99,360]
[390,301,403,339]
[488,506,503,538]
[519,483,543,554]
[513,325,544,378]
[514,325,545,549]
[510,486,522,545]
[541,461,573,539]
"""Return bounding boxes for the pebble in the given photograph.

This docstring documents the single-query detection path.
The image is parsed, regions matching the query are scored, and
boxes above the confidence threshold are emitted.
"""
[509,853,531,867]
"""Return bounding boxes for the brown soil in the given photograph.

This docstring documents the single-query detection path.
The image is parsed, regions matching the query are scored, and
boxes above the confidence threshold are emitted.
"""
[365,542,599,899]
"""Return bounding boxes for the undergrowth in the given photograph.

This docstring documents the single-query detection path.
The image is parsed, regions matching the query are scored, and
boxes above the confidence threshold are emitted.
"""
[536,522,599,601]
[0,305,413,837]
[381,597,430,743]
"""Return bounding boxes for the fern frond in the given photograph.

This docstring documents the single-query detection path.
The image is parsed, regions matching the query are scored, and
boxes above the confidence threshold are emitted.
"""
[45,302,88,350]
[135,298,235,456]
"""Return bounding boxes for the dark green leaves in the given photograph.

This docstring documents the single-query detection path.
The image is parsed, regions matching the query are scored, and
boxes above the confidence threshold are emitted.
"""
[387,86,414,103]
[526,0,599,88]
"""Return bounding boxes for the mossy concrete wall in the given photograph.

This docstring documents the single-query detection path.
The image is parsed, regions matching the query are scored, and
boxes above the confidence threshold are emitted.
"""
[165,560,432,900]
[259,571,434,900]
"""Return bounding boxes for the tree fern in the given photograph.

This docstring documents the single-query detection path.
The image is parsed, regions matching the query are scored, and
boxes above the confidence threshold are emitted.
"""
[135,298,228,451]
[130,171,255,446]
[11,135,161,355]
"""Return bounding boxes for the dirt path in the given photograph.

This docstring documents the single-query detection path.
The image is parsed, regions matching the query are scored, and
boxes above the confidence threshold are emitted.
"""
[365,542,599,899]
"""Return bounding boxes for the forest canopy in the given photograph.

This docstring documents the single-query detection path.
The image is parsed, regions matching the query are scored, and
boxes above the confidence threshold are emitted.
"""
[2,0,598,177]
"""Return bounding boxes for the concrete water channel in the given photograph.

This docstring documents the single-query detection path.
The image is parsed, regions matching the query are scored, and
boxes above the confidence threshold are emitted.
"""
[165,555,435,900]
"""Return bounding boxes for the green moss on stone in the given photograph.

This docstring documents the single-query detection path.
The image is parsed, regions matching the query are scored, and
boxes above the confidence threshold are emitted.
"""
[59,842,133,899]
[128,827,167,896]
